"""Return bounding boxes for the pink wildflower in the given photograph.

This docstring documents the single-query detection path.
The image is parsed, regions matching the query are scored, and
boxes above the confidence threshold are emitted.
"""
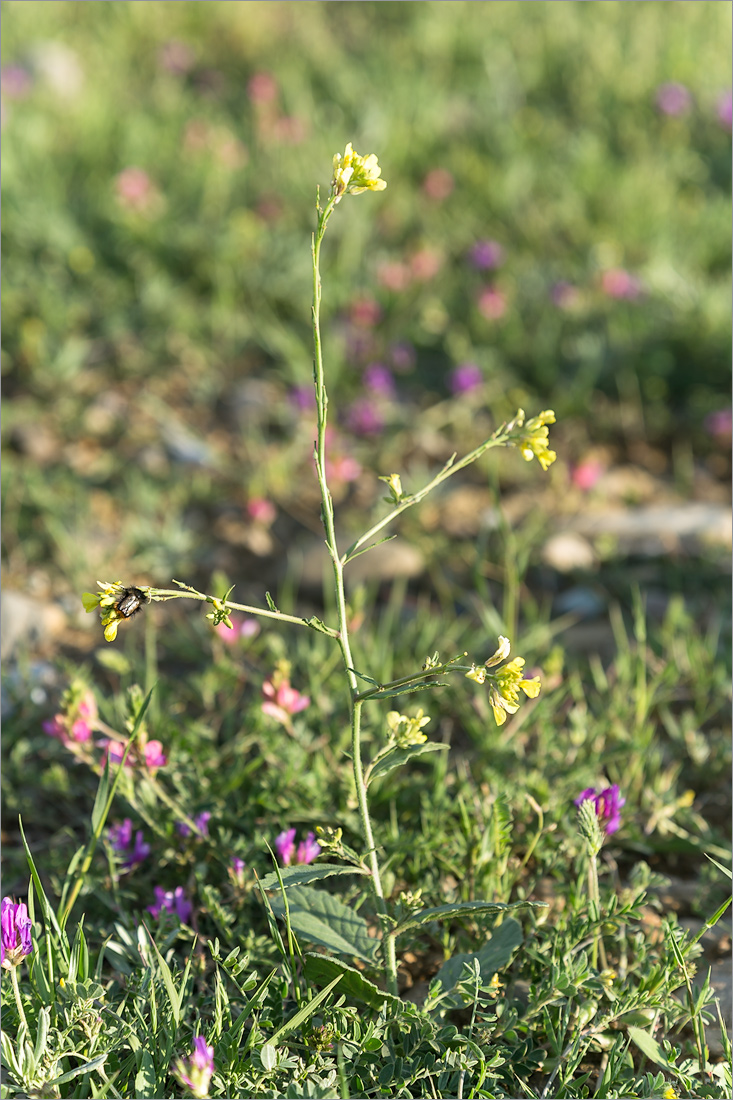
[262,679,310,726]
[477,286,507,320]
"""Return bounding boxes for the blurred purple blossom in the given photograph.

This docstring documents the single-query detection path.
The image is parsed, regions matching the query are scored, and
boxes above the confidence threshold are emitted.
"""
[345,399,384,436]
[177,812,211,839]
[704,408,732,440]
[449,362,483,395]
[363,363,395,397]
[389,342,416,372]
[289,385,316,412]
[575,785,625,836]
[655,82,692,116]
[108,819,150,868]
[469,239,504,270]
[147,885,192,923]
[172,1035,215,1100]
[230,857,246,887]
[1,65,33,99]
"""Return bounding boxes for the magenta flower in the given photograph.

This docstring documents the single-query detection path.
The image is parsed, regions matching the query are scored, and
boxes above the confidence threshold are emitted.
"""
[655,82,692,117]
[275,828,321,866]
[230,857,246,887]
[363,363,396,397]
[570,459,605,492]
[142,740,167,769]
[601,268,642,300]
[449,362,483,395]
[262,678,310,726]
[275,827,297,866]
[1,897,33,970]
[717,90,732,130]
[469,240,504,270]
[574,785,625,836]
[177,811,211,839]
[377,260,412,292]
[296,831,322,865]
[349,296,382,328]
[147,886,192,923]
[171,1035,215,1099]
[345,398,384,437]
[108,819,151,867]
[215,614,260,644]
[98,739,133,768]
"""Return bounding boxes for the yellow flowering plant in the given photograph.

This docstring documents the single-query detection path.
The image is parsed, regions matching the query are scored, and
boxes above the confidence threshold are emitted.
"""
[83,143,557,996]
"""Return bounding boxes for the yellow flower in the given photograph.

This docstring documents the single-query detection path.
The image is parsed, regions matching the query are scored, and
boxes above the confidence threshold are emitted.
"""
[331,142,387,202]
[81,592,101,612]
[512,409,557,471]
[662,1088,679,1099]
[386,708,430,747]
[470,639,542,726]
[379,473,403,503]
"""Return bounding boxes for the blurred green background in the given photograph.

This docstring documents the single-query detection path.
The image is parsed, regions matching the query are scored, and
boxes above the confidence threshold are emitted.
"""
[2,0,731,625]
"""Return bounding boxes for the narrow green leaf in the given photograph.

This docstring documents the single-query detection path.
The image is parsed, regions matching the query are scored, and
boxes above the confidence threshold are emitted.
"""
[132,1050,157,1098]
[391,900,544,938]
[260,865,368,890]
[367,742,448,786]
[19,817,68,961]
[269,886,378,962]
[144,925,183,1026]
[49,1052,110,1085]
[303,954,401,1010]
[362,680,448,702]
[265,591,279,612]
[269,974,343,1045]
[91,755,112,835]
[705,854,733,880]
[343,533,397,564]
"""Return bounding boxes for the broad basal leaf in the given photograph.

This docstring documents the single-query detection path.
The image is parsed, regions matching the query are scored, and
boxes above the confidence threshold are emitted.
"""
[269,886,378,963]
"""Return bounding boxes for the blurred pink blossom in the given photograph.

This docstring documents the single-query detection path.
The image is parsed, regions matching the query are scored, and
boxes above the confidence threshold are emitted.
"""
[410,248,442,281]
[115,167,156,212]
[215,615,261,644]
[717,90,732,130]
[655,82,692,116]
[247,497,276,525]
[1,65,32,99]
[143,741,167,769]
[262,678,310,726]
[272,115,309,143]
[477,286,507,320]
[247,71,278,104]
[158,40,195,75]
[377,261,412,292]
[326,450,362,485]
[601,268,642,300]
[350,296,382,327]
[422,168,454,201]
[571,460,605,491]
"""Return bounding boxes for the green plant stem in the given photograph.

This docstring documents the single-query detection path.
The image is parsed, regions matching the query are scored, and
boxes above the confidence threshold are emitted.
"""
[311,195,397,995]
[354,660,472,703]
[586,852,607,971]
[10,965,29,1032]
[147,587,340,638]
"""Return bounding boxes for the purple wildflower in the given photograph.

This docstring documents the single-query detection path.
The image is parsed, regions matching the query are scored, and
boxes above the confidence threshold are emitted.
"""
[147,886,192,923]
[296,832,321,865]
[363,363,396,397]
[655,82,692,117]
[550,281,580,310]
[704,408,732,440]
[601,269,642,301]
[230,857,246,887]
[1,65,33,99]
[449,362,483,395]
[108,819,150,868]
[177,811,211,839]
[275,827,297,866]
[717,90,732,130]
[1,897,33,970]
[574,785,625,836]
[469,239,504,270]
[171,1035,215,1100]
[345,398,384,436]
[289,384,316,412]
